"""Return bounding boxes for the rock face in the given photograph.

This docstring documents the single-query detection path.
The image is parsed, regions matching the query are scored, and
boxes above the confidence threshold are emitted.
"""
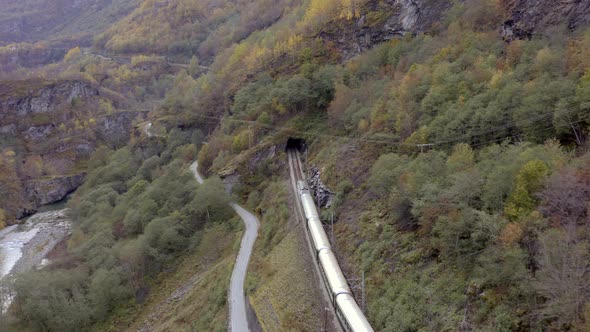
[97,111,141,148]
[24,174,85,207]
[218,144,284,194]
[321,0,452,59]
[501,0,590,40]
[0,79,143,221]
[307,166,334,209]
[321,0,590,59]
[379,0,450,36]
[1,80,98,118]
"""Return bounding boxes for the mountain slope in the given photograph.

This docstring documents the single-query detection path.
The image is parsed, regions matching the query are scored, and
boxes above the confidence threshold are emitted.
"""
[1,0,590,331]
[0,0,138,47]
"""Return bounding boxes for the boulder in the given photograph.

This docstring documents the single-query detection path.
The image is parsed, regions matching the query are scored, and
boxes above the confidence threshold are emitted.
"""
[307,166,334,209]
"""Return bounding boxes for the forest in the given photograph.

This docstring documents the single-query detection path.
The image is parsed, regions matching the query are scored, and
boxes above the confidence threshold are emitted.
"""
[2,130,238,330]
[183,1,590,330]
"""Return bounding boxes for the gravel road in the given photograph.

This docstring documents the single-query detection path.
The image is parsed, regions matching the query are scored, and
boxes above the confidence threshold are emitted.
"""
[189,161,259,332]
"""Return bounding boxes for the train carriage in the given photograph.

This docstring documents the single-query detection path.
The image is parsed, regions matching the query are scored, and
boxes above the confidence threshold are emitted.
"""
[336,294,374,332]
[301,193,320,220]
[307,217,331,252]
[296,173,375,332]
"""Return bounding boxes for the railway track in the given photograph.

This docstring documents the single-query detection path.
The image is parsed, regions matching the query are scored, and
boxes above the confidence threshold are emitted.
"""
[287,149,373,332]
[287,149,340,331]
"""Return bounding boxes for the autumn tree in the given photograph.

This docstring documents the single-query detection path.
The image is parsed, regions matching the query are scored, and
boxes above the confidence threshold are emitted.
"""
[538,168,590,238]
[64,46,82,62]
[446,143,475,173]
[505,160,549,220]
[534,229,590,328]
[188,55,200,76]
[0,209,6,229]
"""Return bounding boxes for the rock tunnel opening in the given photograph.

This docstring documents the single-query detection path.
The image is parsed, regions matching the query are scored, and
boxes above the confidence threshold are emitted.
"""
[285,138,307,152]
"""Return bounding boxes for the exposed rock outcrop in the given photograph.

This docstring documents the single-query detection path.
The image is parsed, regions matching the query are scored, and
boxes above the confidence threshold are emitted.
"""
[0,123,16,135]
[97,111,142,148]
[307,166,334,209]
[501,0,590,40]
[320,0,452,59]
[0,79,143,221]
[218,144,283,194]
[380,0,447,36]
[321,0,590,59]
[1,80,98,118]
[24,174,85,207]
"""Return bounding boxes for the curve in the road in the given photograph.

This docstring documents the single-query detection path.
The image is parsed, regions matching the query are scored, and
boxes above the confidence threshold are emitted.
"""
[189,161,259,332]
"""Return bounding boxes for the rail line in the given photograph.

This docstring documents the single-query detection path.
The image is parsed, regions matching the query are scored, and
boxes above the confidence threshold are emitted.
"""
[287,149,374,332]
[287,149,340,331]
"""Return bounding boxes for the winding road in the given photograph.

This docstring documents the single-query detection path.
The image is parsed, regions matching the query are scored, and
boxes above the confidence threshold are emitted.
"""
[189,161,259,332]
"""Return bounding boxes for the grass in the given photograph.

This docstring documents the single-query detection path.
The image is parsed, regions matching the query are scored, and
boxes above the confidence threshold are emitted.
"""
[215,124,329,331]
[248,210,323,331]
[94,221,242,332]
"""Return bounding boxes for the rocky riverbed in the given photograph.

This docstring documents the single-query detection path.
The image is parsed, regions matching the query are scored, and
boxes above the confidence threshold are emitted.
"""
[0,209,71,280]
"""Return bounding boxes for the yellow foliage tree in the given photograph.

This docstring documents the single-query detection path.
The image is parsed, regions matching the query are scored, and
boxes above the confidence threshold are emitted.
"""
[64,46,81,62]
[232,130,252,153]
[504,160,549,220]
[447,143,475,172]
[0,208,6,229]
[0,149,22,222]
[499,222,523,247]
[303,0,364,28]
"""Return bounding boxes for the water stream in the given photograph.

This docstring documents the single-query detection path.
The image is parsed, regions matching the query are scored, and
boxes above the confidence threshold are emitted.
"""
[0,194,71,281]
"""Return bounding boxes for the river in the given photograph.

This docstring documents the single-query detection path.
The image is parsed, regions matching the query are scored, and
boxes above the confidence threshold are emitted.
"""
[0,196,73,310]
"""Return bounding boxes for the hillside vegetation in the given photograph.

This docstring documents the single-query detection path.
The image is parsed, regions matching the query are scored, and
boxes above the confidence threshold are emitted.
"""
[2,135,238,330]
[181,1,590,331]
[0,0,137,47]
[1,0,589,331]
[95,0,303,61]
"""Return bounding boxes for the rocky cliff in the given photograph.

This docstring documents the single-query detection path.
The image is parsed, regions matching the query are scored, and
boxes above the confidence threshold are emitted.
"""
[320,0,452,59]
[501,0,590,40]
[24,174,85,208]
[320,0,590,59]
[0,80,98,118]
[0,80,143,222]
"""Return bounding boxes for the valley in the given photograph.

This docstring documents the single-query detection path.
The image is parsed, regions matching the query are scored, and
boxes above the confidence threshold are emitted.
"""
[0,0,589,331]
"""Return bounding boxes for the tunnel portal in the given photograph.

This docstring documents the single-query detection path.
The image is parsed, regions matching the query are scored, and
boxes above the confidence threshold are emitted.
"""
[285,138,307,152]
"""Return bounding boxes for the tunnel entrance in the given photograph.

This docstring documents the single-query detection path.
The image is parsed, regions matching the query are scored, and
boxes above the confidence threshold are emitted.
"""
[285,137,307,152]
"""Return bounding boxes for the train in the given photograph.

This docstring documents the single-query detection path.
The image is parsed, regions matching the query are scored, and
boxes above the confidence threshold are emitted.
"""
[297,180,374,332]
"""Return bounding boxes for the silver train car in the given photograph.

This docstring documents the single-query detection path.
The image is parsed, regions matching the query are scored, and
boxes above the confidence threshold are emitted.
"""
[297,180,374,332]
